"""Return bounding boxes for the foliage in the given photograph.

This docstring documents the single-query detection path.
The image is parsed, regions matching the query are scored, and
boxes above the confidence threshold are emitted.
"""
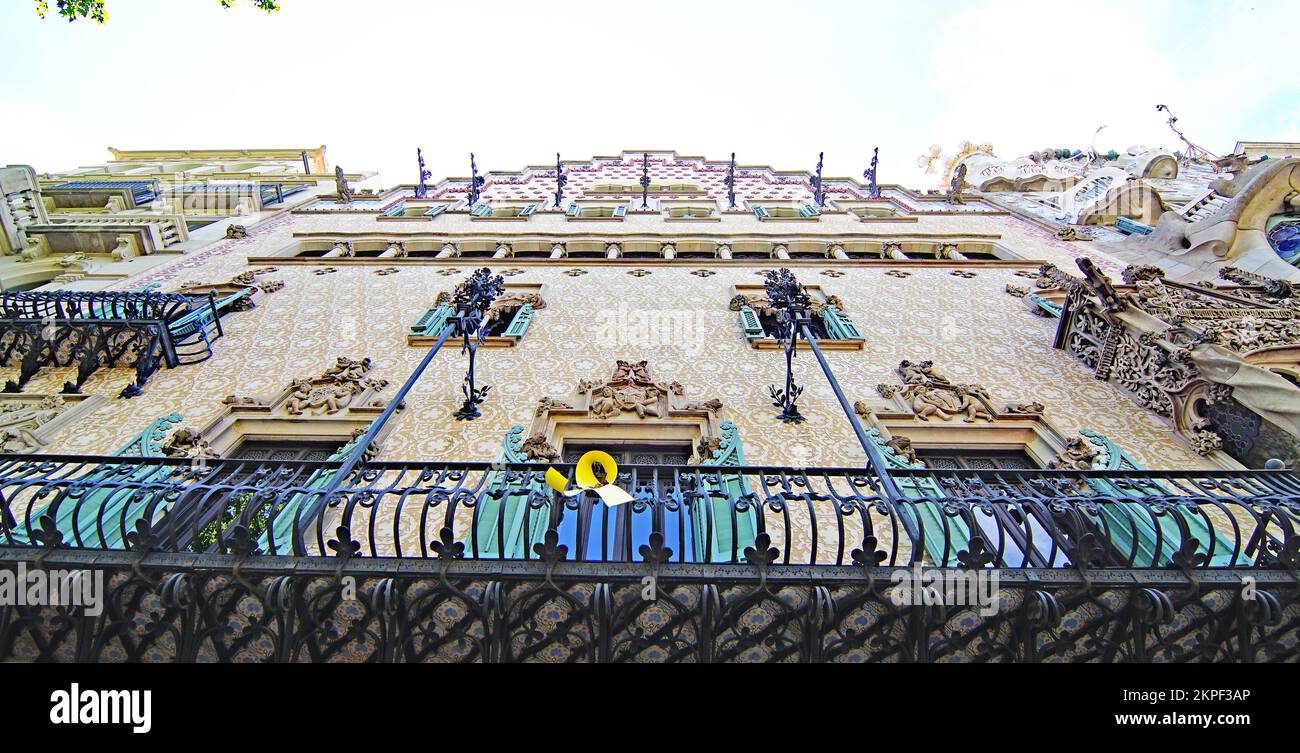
[35,0,279,23]
[189,492,271,553]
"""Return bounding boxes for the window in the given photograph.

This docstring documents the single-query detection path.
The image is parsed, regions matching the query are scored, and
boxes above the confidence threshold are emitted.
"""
[470,202,540,219]
[379,202,448,219]
[732,285,863,350]
[408,285,544,348]
[555,442,693,562]
[662,202,719,221]
[566,203,628,220]
[749,201,820,220]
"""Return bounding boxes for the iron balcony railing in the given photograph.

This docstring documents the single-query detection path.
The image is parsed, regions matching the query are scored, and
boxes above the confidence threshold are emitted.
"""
[1,454,1296,573]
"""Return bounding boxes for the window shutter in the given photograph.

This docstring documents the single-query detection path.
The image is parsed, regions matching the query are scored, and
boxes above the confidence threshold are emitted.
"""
[410,303,453,336]
[566,202,580,217]
[520,203,538,216]
[501,303,534,339]
[380,203,406,217]
[422,204,447,218]
[800,202,821,217]
[738,305,766,341]
[821,305,862,340]
[471,203,491,217]
[695,422,757,563]
[751,205,769,219]
[613,205,627,218]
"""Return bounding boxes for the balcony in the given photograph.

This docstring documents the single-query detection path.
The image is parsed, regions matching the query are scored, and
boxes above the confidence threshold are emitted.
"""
[1,454,1296,662]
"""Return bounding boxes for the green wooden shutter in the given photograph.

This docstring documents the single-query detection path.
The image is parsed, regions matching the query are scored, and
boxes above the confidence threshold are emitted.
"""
[865,428,971,566]
[613,205,627,217]
[566,202,580,217]
[474,425,554,559]
[520,203,538,216]
[821,305,862,340]
[751,205,769,219]
[501,303,535,339]
[800,202,821,217]
[422,204,447,218]
[694,422,757,563]
[471,203,492,217]
[739,305,766,341]
[1079,430,1235,567]
[410,303,453,337]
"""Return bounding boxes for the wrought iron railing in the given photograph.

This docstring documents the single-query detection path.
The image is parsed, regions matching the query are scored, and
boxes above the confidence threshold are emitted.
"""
[1,454,1296,573]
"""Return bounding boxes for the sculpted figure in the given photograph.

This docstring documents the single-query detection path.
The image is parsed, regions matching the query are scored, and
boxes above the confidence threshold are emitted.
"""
[590,386,619,419]
[1048,437,1100,471]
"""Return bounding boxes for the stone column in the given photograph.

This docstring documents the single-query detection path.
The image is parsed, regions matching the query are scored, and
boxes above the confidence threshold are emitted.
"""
[379,241,406,258]
[550,242,566,259]
[772,243,790,260]
[435,242,457,259]
[662,242,676,260]
[322,241,352,258]
[828,243,849,260]
[938,243,967,260]
[883,242,907,260]
[493,243,512,259]
[606,242,621,259]
[716,243,732,260]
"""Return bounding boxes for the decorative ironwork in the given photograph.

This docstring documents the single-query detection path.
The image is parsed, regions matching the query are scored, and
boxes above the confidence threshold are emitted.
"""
[1156,104,1219,163]
[811,152,825,207]
[415,148,431,199]
[864,147,880,198]
[453,268,505,420]
[554,152,567,210]
[763,269,811,423]
[0,290,224,398]
[723,152,737,209]
[468,153,485,207]
[640,152,651,210]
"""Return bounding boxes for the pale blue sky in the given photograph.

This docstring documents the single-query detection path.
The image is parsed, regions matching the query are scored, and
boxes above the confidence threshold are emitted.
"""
[1,0,1295,187]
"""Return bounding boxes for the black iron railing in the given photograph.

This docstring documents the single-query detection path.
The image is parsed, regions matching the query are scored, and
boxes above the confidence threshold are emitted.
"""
[1,454,1296,572]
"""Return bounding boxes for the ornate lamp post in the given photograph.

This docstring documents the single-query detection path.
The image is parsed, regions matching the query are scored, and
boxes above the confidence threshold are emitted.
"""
[639,152,651,210]
[811,152,825,207]
[554,152,567,210]
[415,148,431,199]
[468,153,485,207]
[764,268,811,423]
[723,152,737,209]
[453,268,505,420]
[864,147,880,198]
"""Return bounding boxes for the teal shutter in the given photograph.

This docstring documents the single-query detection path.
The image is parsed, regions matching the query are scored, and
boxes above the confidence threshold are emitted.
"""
[566,202,580,217]
[1079,430,1235,567]
[694,422,757,563]
[422,204,447,218]
[865,428,971,566]
[800,202,821,217]
[9,413,184,549]
[613,205,627,217]
[471,203,492,216]
[380,203,406,217]
[474,426,554,558]
[739,305,766,341]
[751,205,769,219]
[520,203,538,216]
[821,305,862,340]
[501,303,534,339]
[410,303,453,337]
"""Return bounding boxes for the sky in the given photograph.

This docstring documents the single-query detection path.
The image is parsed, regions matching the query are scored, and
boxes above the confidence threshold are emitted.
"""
[1,0,1297,189]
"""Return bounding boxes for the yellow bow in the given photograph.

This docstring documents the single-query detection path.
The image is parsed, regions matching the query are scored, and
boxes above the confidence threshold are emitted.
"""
[545,450,634,507]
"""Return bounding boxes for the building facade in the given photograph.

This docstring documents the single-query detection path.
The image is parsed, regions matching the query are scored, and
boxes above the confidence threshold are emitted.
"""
[0,144,1297,663]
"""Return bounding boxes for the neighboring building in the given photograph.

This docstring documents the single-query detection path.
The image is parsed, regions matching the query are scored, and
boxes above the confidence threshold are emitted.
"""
[0,145,1296,663]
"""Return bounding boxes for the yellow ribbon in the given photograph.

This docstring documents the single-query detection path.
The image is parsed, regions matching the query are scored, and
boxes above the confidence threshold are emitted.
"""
[545,450,635,507]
